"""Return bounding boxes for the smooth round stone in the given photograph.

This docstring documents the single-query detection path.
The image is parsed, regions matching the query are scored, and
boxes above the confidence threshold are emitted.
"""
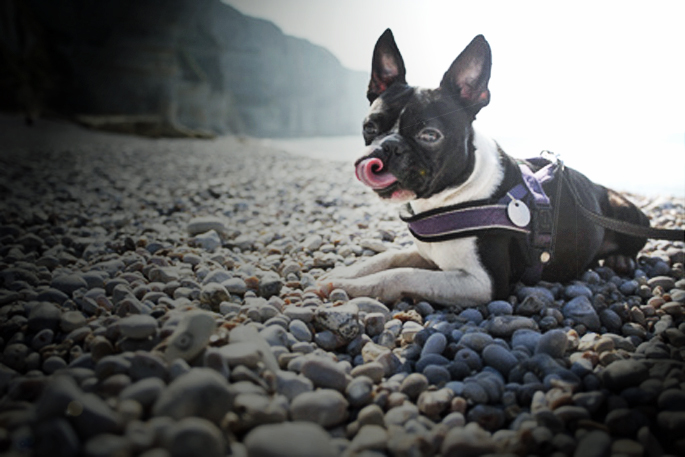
[201,269,232,285]
[130,352,168,381]
[511,329,541,353]
[218,341,262,368]
[119,377,166,409]
[28,302,61,332]
[289,320,313,342]
[415,353,450,373]
[166,417,224,457]
[275,370,313,401]
[441,423,498,456]
[346,375,374,407]
[192,230,221,251]
[599,309,623,333]
[347,296,390,317]
[573,430,611,457]
[119,315,158,340]
[33,418,80,457]
[349,424,387,453]
[187,217,227,236]
[647,275,675,291]
[488,315,538,338]
[458,332,494,353]
[43,355,68,374]
[487,300,513,316]
[300,357,349,392]
[619,280,639,296]
[152,368,234,422]
[244,422,337,457]
[466,404,506,431]
[602,359,649,392]
[423,365,451,386]
[35,287,70,305]
[290,389,349,427]
[399,373,429,400]
[384,402,419,426]
[421,332,447,357]
[459,308,483,324]
[657,389,685,412]
[31,328,55,350]
[454,348,482,371]
[535,329,568,358]
[51,273,89,295]
[462,381,489,404]
[222,277,247,295]
[564,283,593,299]
[562,296,600,331]
[482,344,517,377]
[83,433,131,457]
[351,362,385,384]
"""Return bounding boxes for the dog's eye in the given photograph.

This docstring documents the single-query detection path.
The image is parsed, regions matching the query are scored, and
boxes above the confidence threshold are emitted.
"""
[363,122,378,136]
[417,128,442,143]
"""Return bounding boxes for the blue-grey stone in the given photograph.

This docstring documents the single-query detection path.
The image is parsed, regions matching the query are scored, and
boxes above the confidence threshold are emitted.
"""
[421,332,447,357]
[482,344,518,377]
[535,329,568,358]
[562,296,600,331]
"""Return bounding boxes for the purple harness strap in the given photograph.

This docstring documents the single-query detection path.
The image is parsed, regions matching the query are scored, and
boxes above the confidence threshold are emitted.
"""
[401,157,559,283]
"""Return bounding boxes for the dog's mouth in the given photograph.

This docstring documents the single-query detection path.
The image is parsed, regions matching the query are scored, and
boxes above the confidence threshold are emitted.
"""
[355,157,398,190]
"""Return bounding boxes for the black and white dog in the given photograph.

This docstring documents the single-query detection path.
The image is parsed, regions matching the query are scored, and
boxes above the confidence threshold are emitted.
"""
[320,29,650,306]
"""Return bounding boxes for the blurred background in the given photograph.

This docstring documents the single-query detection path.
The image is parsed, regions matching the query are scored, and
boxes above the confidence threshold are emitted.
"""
[1,0,683,196]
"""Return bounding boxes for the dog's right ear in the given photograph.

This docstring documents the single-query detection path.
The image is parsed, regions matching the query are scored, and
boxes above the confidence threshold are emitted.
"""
[367,29,407,103]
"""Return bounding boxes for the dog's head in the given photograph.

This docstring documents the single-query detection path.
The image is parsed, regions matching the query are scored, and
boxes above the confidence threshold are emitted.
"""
[355,29,492,202]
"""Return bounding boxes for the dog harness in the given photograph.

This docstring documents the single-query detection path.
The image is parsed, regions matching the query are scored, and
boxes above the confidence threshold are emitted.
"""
[400,155,561,284]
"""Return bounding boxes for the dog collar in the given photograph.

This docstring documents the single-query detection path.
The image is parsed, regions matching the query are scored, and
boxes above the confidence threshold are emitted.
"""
[400,155,560,283]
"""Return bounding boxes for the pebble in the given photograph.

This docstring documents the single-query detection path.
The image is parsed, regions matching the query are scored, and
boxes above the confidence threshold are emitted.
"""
[300,356,349,392]
[563,296,601,331]
[244,422,337,457]
[119,315,158,339]
[535,329,568,358]
[601,359,649,392]
[165,417,225,457]
[482,343,518,376]
[152,368,234,422]
[290,389,349,427]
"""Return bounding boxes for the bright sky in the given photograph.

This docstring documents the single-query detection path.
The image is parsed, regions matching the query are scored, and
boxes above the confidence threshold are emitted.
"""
[223,0,684,196]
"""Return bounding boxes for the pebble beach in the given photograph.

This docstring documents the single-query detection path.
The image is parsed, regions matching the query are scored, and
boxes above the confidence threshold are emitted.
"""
[1,116,684,457]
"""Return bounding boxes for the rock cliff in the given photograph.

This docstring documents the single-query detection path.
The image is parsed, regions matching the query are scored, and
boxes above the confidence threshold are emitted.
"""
[0,0,368,137]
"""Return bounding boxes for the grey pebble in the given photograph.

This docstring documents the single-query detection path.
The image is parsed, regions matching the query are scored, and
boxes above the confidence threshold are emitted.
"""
[244,422,337,457]
[601,359,649,392]
[119,377,166,409]
[165,417,225,457]
[441,423,498,456]
[289,319,313,342]
[275,370,314,401]
[488,315,538,338]
[511,328,541,353]
[346,375,374,407]
[290,389,349,427]
[300,356,349,391]
[482,344,517,377]
[458,332,494,353]
[152,368,234,422]
[51,273,89,295]
[119,314,158,340]
[573,430,612,457]
[421,332,447,357]
[535,329,568,358]
[562,295,601,331]
[83,433,131,457]
[399,373,429,400]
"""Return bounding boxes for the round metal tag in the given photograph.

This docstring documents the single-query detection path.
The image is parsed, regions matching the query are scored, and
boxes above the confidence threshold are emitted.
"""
[507,199,531,227]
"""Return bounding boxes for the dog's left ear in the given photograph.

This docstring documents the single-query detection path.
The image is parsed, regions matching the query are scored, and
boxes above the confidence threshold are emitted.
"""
[367,29,407,103]
[440,35,492,116]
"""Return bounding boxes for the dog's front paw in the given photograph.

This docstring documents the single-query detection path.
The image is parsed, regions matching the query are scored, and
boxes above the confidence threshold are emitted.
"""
[318,275,402,305]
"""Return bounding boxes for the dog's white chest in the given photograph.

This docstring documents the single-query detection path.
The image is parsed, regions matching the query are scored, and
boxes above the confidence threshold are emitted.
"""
[414,236,482,271]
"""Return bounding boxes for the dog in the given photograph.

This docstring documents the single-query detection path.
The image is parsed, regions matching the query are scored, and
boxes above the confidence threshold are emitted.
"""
[320,29,650,307]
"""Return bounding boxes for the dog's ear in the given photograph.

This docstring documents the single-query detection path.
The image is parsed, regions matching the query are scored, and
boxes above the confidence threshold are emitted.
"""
[440,35,492,116]
[367,29,407,103]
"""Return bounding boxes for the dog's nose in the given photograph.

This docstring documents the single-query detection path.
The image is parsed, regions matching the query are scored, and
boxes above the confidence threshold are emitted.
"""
[381,134,404,155]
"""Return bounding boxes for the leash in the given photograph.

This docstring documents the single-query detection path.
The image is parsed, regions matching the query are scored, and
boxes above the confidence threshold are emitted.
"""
[558,160,685,242]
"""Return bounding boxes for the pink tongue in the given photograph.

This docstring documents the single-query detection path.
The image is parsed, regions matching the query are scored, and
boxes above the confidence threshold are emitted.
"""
[355,158,398,190]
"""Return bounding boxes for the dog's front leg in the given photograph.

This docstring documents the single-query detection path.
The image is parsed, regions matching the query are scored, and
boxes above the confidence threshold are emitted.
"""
[320,246,435,281]
[326,267,492,307]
